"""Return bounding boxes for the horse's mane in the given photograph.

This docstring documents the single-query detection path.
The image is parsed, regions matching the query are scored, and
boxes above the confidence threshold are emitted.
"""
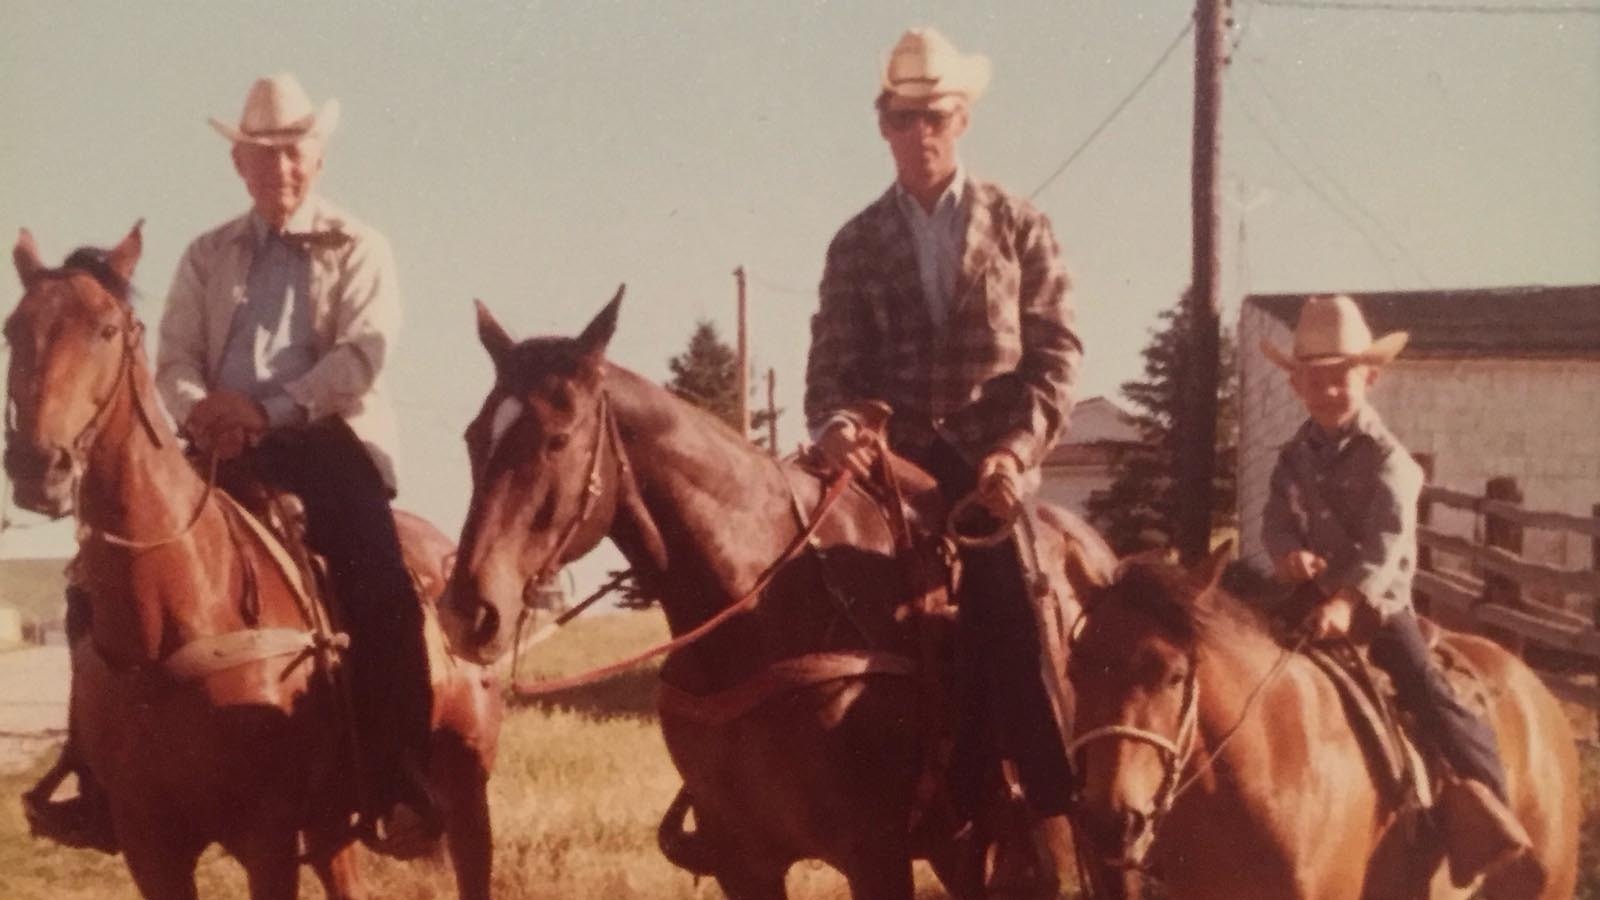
[53,247,134,303]
[499,334,780,472]
[1111,556,1282,653]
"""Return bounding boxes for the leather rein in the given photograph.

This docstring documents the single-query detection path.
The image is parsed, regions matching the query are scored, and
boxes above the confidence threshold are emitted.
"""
[505,390,859,697]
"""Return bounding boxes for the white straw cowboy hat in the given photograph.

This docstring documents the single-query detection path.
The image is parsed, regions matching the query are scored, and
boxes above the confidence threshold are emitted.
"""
[880,27,992,112]
[208,73,340,146]
[1262,294,1409,369]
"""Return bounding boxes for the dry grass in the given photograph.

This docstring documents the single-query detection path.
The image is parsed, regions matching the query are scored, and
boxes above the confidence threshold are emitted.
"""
[4,609,1599,899]
[0,611,943,899]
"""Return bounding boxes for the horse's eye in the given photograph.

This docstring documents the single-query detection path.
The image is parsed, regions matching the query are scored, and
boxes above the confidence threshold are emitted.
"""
[1167,670,1187,689]
[547,433,570,453]
[100,323,120,341]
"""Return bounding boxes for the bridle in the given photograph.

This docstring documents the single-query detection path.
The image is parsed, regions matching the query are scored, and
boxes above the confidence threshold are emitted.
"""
[6,277,206,551]
[1067,661,1201,853]
[1066,616,1307,875]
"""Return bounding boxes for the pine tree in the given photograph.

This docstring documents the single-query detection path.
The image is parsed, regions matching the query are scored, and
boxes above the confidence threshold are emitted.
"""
[663,320,781,447]
[665,320,741,429]
[1088,303,1238,553]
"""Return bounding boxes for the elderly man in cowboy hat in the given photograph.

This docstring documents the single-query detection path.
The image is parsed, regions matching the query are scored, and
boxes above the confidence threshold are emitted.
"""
[805,27,1082,831]
[1262,294,1531,886]
[27,73,437,854]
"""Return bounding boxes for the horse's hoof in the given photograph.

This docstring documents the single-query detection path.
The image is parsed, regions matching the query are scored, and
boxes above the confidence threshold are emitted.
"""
[361,803,443,861]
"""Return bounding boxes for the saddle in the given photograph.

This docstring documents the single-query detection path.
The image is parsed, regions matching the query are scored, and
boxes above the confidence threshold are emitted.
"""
[1300,620,1491,812]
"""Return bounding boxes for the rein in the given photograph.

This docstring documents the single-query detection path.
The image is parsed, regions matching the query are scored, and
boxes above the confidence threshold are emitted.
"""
[508,468,857,698]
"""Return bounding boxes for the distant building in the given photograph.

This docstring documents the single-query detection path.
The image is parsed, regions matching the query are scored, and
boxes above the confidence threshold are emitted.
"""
[1039,395,1144,517]
[1237,285,1600,579]
[0,557,69,644]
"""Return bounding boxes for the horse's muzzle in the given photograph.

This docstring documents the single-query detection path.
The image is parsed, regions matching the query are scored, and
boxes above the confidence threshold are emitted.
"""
[437,583,509,666]
[3,440,77,517]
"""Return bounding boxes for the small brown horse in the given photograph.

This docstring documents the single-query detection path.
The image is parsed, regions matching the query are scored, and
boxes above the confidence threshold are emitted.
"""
[437,293,1114,900]
[5,224,503,900]
[1061,545,1580,900]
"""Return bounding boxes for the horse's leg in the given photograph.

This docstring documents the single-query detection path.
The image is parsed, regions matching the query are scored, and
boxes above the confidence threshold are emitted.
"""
[308,839,368,900]
[121,840,204,900]
[923,829,987,900]
[841,840,914,900]
[714,865,789,900]
[433,733,493,900]
[232,828,303,900]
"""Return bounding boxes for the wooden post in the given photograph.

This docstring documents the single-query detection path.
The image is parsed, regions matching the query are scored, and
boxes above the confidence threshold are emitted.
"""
[734,266,750,438]
[765,367,778,457]
[1412,453,1435,616]
[1482,475,1525,656]
[1175,0,1228,564]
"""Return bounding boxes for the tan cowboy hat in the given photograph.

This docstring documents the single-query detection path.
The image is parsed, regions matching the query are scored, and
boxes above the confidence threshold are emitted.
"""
[1262,294,1409,369]
[208,73,340,146]
[880,27,991,112]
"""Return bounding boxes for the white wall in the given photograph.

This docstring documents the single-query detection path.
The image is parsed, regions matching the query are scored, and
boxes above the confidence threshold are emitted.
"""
[1238,302,1600,581]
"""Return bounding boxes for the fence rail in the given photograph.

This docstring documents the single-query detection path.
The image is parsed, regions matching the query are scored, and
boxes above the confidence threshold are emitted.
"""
[1413,478,1600,735]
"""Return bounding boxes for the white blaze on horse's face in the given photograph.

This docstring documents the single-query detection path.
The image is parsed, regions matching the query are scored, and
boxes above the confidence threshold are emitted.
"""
[486,394,525,463]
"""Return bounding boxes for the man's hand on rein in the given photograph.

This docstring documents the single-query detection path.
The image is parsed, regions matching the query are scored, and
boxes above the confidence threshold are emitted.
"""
[815,418,877,480]
[187,390,268,461]
[976,449,1024,521]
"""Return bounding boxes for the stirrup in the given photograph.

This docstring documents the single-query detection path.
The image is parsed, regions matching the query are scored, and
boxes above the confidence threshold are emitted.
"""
[22,790,119,854]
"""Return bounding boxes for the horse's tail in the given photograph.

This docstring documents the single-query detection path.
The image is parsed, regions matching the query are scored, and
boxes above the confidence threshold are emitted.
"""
[657,786,718,876]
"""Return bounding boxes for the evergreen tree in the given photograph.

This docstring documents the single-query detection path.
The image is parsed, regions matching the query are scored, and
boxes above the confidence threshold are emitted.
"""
[663,319,781,447]
[1088,303,1238,553]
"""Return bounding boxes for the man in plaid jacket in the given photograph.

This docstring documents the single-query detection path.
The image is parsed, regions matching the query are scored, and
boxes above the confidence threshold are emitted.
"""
[805,27,1082,822]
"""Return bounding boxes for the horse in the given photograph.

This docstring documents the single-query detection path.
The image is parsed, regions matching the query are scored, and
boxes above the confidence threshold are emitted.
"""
[4,224,504,900]
[1059,543,1580,899]
[436,291,1118,900]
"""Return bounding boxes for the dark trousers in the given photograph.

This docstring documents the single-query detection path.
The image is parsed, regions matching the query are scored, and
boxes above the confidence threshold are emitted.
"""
[231,419,432,810]
[1369,609,1508,800]
[914,438,1073,818]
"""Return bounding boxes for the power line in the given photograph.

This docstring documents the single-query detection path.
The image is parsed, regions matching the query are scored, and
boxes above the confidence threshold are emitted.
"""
[1258,0,1600,15]
[744,270,812,296]
[1233,91,1408,287]
[1030,14,1196,199]
[1234,61,1432,284]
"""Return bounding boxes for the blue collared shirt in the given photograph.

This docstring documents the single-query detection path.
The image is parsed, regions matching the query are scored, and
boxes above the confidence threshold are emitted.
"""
[894,167,969,331]
[214,211,317,426]
[1261,404,1425,619]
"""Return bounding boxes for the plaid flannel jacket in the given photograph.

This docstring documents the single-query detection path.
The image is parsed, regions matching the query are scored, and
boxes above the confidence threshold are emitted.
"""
[804,179,1081,470]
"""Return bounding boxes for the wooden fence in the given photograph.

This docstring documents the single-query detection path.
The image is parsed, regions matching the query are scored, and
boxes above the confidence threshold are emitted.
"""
[1412,477,1600,728]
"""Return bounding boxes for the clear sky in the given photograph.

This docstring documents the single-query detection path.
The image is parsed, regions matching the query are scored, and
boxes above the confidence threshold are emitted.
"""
[3,1,1597,589]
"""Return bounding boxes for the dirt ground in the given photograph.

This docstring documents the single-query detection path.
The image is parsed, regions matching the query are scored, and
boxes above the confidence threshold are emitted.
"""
[0,646,68,774]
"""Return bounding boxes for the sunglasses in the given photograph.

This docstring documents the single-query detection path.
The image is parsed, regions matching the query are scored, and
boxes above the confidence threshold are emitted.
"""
[883,108,956,133]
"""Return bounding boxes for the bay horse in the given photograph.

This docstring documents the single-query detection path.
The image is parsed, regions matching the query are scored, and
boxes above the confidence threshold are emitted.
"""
[437,292,1116,900]
[1061,544,1579,899]
[4,224,503,900]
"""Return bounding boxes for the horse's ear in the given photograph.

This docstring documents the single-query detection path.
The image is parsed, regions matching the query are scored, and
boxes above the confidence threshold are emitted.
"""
[14,228,45,288]
[576,284,624,361]
[105,219,144,283]
[1188,539,1234,592]
[474,299,515,369]
[1063,540,1114,610]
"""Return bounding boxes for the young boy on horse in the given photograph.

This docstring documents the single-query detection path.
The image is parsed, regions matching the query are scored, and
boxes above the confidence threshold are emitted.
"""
[1260,294,1532,885]
[805,27,1081,830]
[28,73,438,852]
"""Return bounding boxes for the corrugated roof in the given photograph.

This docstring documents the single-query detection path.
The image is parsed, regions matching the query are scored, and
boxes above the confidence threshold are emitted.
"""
[1247,285,1600,358]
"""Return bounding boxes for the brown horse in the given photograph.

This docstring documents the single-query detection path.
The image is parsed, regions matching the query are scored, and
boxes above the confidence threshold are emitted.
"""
[5,224,503,900]
[1061,545,1580,899]
[437,293,1115,900]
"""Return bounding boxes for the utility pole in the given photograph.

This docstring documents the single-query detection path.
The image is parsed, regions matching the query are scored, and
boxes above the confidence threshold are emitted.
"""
[765,367,779,457]
[734,265,750,438]
[1176,0,1227,563]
